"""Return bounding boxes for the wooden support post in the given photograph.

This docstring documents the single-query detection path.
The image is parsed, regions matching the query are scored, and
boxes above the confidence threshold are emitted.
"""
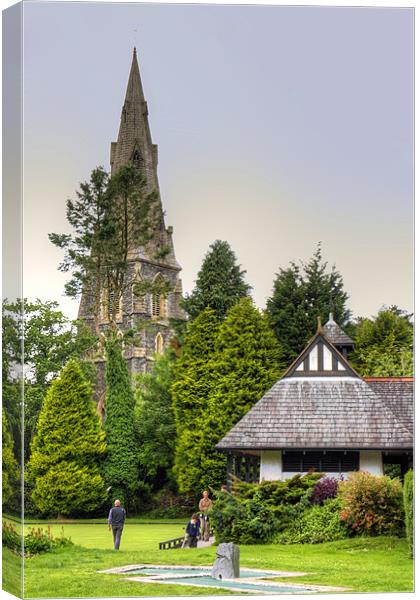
[226,454,233,490]
[245,456,251,482]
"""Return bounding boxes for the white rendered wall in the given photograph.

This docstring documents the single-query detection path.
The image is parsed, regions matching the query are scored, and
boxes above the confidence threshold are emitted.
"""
[359,451,383,475]
[260,451,282,481]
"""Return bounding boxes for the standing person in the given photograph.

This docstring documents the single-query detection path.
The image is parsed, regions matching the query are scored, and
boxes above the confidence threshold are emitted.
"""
[108,499,126,550]
[185,513,200,548]
[198,490,213,542]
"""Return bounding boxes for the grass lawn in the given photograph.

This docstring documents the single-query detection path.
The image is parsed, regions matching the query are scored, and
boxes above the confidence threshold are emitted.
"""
[3,520,414,597]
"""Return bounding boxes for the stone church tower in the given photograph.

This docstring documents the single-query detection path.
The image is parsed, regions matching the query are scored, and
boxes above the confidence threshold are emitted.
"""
[78,48,184,378]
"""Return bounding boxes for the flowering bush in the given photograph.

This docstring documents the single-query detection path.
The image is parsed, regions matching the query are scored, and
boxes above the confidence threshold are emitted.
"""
[339,471,404,537]
[310,475,342,505]
[2,521,73,556]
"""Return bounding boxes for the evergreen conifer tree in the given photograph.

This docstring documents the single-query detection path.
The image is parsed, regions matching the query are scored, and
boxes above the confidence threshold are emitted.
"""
[182,240,251,321]
[199,298,285,491]
[2,409,19,507]
[28,360,107,516]
[103,334,138,505]
[266,244,350,362]
[171,308,220,493]
[350,306,413,376]
[135,348,177,490]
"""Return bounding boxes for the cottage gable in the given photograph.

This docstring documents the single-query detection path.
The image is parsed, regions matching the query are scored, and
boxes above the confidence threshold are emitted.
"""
[284,331,358,378]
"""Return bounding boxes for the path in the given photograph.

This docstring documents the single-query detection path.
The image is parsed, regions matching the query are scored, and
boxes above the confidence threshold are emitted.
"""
[197,535,215,548]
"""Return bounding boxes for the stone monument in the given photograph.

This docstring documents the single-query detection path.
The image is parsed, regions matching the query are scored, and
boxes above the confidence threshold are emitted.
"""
[211,542,240,579]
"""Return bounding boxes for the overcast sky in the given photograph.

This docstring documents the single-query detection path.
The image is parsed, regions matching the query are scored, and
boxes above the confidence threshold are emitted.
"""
[20,2,413,321]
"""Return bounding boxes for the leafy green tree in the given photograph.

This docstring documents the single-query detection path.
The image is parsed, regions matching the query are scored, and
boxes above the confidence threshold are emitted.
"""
[2,409,20,507]
[182,240,251,321]
[27,360,107,516]
[103,334,138,506]
[266,244,350,362]
[171,308,221,494]
[134,348,177,490]
[2,299,96,462]
[199,298,285,491]
[350,306,413,376]
[49,165,160,332]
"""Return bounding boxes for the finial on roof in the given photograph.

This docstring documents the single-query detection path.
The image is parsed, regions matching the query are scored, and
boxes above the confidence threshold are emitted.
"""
[133,46,137,56]
[317,316,322,332]
[329,312,334,322]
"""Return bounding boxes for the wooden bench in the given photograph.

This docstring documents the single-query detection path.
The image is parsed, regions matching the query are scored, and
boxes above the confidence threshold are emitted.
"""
[159,536,186,550]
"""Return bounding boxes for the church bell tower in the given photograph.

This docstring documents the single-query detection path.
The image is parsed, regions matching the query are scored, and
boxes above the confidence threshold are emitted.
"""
[78,48,184,376]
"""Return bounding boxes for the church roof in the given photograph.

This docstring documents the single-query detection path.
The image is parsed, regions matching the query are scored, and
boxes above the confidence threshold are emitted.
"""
[216,331,413,453]
[322,313,354,347]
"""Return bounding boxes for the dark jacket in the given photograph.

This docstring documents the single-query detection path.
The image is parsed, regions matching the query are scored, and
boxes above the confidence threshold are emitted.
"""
[108,506,126,527]
[186,520,200,537]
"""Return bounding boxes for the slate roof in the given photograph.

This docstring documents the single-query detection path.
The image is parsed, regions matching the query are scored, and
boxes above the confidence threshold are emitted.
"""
[365,378,414,435]
[322,314,354,347]
[216,376,413,452]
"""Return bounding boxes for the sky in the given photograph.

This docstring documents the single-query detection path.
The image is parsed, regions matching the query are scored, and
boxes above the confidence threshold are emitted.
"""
[18,1,413,321]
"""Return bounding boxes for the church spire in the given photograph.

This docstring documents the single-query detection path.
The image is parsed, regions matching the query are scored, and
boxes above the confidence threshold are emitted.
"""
[110,47,158,190]
[109,49,180,270]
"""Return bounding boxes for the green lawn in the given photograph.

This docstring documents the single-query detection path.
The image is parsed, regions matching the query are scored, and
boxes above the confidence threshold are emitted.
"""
[3,520,414,598]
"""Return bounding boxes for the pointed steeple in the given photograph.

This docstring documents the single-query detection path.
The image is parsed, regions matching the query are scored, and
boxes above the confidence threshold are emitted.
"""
[110,47,158,192]
[109,49,180,269]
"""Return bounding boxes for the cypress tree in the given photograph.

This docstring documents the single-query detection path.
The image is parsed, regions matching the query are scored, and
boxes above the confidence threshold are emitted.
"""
[182,240,251,321]
[28,360,107,516]
[171,307,220,494]
[199,298,285,490]
[103,334,138,506]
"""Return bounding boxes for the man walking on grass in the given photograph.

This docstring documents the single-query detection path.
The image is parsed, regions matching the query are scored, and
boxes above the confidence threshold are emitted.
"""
[108,499,126,550]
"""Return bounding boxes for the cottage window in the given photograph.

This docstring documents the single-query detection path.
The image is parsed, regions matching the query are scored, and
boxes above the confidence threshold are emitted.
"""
[283,451,359,473]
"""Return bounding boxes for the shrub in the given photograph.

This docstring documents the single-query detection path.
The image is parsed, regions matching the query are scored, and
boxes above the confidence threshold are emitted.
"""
[234,473,323,505]
[339,471,404,537]
[2,522,73,556]
[2,521,21,553]
[279,498,347,544]
[210,491,247,544]
[403,470,413,557]
[310,475,342,505]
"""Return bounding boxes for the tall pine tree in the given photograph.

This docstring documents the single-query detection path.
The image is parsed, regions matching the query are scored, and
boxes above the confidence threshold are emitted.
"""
[198,298,285,491]
[28,360,107,516]
[266,244,350,362]
[182,240,251,321]
[103,334,138,506]
[171,308,220,494]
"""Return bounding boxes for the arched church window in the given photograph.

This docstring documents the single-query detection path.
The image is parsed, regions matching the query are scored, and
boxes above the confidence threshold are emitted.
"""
[132,283,145,313]
[132,149,143,168]
[100,289,123,322]
[152,274,167,319]
[155,332,164,355]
